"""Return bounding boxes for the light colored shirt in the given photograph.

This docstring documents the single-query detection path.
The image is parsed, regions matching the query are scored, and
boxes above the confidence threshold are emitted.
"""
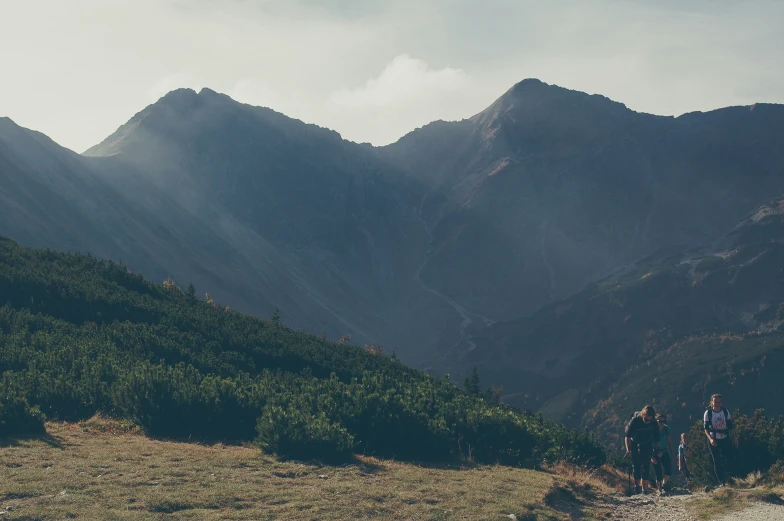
[704,408,731,439]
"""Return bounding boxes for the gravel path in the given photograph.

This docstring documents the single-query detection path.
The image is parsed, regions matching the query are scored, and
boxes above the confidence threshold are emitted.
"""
[712,501,784,521]
[599,489,784,521]
[602,490,697,521]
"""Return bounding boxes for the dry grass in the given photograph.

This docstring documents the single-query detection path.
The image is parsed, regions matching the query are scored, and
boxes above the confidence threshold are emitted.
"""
[0,421,588,520]
[543,462,626,496]
[686,484,784,520]
[734,470,764,489]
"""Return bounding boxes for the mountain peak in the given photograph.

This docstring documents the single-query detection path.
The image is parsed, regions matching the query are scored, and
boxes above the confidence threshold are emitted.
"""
[147,87,231,115]
[468,78,638,146]
[499,78,626,110]
[509,77,549,92]
[198,87,220,97]
[156,88,199,108]
[85,87,233,157]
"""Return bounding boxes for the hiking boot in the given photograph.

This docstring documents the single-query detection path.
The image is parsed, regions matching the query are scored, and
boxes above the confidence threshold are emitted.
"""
[634,485,642,495]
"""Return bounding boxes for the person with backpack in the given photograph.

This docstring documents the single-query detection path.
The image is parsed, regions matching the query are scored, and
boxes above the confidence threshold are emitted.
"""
[678,432,691,481]
[651,413,674,495]
[703,393,738,486]
[625,405,661,494]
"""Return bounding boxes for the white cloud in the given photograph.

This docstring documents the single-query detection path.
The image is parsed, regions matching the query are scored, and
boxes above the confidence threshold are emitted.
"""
[329,54,467,108]
[320,55,483,145]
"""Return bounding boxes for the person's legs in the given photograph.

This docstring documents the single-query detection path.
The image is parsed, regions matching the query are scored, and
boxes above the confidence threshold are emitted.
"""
[640,444,653,492]
[662,454,672,486]
[718,438,734,482]
[708,439,725,485]
[681,461,691,481]
[652,457,663,490]
[631,445,643,491]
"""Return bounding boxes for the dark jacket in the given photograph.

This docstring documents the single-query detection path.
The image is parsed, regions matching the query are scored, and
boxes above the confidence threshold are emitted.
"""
[625,414,660,446]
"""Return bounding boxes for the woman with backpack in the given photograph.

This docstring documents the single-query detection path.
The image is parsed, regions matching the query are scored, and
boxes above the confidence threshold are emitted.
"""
[625,405,661,494]
[651,413,674,495]
[703,393,738,487]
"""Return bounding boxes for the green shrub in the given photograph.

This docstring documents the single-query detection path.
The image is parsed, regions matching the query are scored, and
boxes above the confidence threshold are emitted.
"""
[256,402,354,462]
[115,363,263,441]
[0,393,46,438]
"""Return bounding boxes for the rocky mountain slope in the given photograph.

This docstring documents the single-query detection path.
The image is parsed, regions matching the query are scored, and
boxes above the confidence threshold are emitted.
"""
[464,196,784,440]
[382,79,784,364]
[2,80,784,374]
[1,93,457,364]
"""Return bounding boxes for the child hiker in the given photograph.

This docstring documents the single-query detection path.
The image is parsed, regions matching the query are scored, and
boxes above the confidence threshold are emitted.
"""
[678,432,691,482]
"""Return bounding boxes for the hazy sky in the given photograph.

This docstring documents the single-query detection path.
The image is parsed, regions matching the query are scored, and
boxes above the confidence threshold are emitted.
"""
[2,0,783,152]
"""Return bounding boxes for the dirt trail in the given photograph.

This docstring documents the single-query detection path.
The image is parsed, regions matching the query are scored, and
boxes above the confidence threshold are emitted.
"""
[600,490,784,521]
[602,491,697,521]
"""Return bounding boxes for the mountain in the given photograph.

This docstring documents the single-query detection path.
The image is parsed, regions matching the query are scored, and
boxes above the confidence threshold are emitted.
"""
[83,88,477,363]
[463,196,784,442]
[382,79,784,364]
[3,80,784,375]
[2,91,459,365]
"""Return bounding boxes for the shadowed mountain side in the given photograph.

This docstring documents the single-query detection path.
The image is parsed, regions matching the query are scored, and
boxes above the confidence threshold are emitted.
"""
[382,80,784,351]
[461,196,784,438]
[4,80,784,370]
[3,101,464,365]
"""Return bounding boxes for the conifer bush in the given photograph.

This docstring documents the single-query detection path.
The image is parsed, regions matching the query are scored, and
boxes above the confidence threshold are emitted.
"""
[256,402,355,462]
[0,392,45,437]
[0,237,606,467]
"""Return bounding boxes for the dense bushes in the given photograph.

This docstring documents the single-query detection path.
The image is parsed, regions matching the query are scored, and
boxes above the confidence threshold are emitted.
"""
[116,364,265,441]
[0,387,45,438]
[257,403,355,462]
[0,237,605,467]
[686,409,784,485]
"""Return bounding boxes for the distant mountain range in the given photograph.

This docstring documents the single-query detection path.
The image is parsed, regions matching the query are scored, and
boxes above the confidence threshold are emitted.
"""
[3,79,784,433]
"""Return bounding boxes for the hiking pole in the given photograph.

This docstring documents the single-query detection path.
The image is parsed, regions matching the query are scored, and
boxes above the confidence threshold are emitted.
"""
[627,453,633,497]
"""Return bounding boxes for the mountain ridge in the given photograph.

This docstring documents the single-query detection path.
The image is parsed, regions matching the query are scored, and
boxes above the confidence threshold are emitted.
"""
[3,79,784,376]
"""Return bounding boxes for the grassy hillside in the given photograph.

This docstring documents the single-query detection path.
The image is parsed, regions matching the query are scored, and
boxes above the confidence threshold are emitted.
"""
[0,236,602,467]
[0,419,612,521]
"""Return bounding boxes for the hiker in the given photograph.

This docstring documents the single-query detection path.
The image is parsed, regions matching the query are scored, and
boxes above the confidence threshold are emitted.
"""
[678,432,691,481]
[651,413,674,495]
[703,393,738,486]
[625,405,661,494]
